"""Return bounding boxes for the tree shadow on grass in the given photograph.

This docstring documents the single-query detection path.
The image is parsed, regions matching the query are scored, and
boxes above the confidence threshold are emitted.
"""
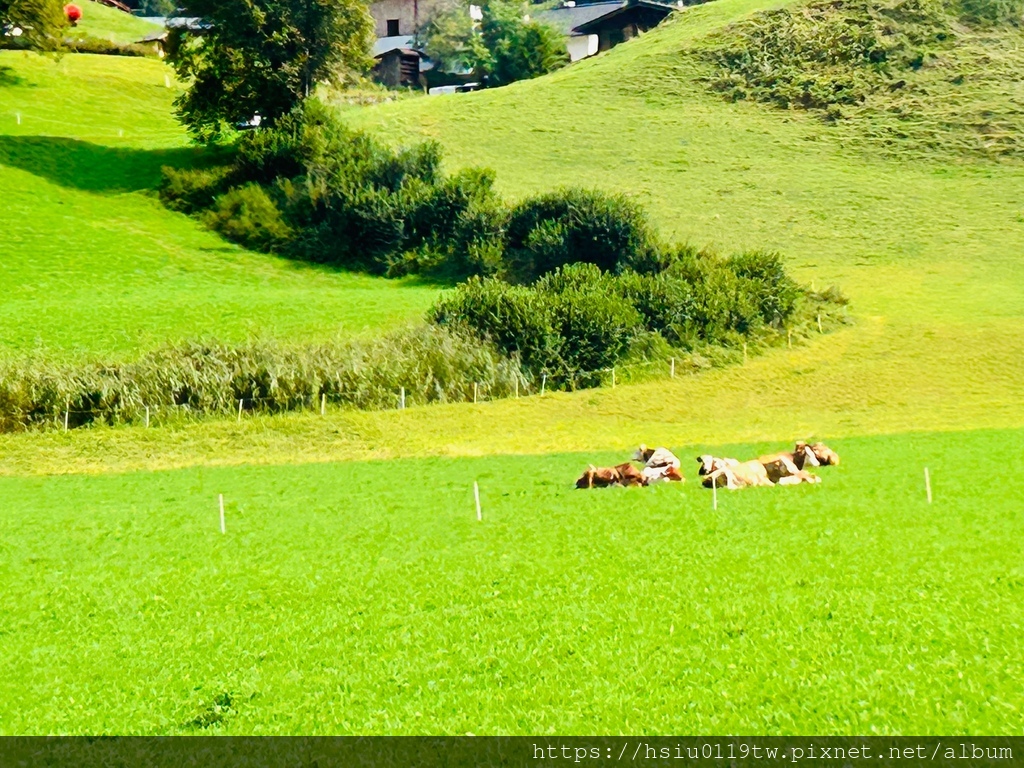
[0,135,218,193]
[0,65,23,87]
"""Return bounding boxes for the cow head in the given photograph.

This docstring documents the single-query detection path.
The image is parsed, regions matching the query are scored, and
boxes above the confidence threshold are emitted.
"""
[701,468,732,489]
[793,441,820,469]
[633,444,655,463]
[696,455,723,476]
[575,464,599,489]
[810,442,840,466]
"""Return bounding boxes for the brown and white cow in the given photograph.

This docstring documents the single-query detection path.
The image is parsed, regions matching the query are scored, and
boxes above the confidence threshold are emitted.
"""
[575,462,648,489]
[808,441,840,466]
[696,455,773,489]
[633,444,682,470]
[642,464,685,485]
[758,442,820,483]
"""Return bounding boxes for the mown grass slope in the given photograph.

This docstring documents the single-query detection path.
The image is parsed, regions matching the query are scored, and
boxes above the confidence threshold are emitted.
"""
[0,53,438,359]
[1,429,1021,734]
[72,1,162,44]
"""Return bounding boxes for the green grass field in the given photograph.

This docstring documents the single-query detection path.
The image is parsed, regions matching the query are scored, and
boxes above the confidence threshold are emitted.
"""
[1,0,1023,736]
[1,428,1021,734]
[0,52,438,359]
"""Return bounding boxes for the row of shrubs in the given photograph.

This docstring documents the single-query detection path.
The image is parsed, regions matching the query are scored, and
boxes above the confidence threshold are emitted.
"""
[0,327,526,432]
[1,36,156,57]
[431,254,843,387]
[161,100,673,282]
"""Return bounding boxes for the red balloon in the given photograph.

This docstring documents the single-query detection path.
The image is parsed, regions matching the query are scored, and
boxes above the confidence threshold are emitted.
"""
[65,4,83,22]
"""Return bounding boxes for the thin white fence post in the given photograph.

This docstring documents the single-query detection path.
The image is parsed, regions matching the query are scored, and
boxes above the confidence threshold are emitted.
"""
[219,494,226,534]
[541,374,547,396]
[400,386,406,410]
[817,314,823,333]
[670,358,675,378]
[712,479,718,511]
[515,378,519,399]
[473,382,478,403]
[321,393,326,416]
[237,399,243,421]
[611,368,616,388]
[145,406,150,428]
[474,481,481,522]
[924,468,932,504]
[743,342,748,363]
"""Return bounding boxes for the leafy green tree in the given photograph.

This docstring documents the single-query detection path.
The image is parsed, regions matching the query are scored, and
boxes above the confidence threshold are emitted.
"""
[416,0,490,75]
[480,0,568,85]
[167,0,374,141]
[417,0,567,85]
[133,0,177,16]
[0,0,66,52]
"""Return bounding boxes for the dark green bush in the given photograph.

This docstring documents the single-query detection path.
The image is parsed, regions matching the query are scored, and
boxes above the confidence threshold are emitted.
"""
[503,188,658,283]
[431,251,822,389]
[431,276,560,371]
[162,100,506,277]
[202,183,292,252]
[159,165,233,213]
[727,249,801,326]
[537,264,645,384]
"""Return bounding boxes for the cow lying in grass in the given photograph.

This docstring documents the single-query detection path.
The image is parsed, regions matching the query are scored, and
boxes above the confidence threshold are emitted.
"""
[696,455,774,489]
[576,462,647,489]
[697,453,820,488]
[758,442,821,484]
[634,445,685,485]
[808,441,840,466]
[633,444,681,469]
[576,446,684,488]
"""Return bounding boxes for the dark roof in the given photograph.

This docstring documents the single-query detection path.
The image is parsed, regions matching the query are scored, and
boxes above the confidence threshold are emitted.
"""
[375,47,422,59]
[534,1,625,35]
[570,0,675,33]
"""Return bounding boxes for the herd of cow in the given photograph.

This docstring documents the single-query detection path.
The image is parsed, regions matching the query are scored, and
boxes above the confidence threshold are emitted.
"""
[575,441,841,490]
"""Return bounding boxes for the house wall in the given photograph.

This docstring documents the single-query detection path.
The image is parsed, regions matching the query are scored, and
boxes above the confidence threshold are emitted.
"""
[369,0,443,37]
[566,34,599,61]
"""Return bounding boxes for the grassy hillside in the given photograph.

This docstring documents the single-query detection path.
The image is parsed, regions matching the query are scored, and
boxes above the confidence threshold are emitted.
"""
[0,53,438,359]
[339,0,1024,449]
[1,429,1021,734]
[2,0,1023,737]
[71,1,163,45]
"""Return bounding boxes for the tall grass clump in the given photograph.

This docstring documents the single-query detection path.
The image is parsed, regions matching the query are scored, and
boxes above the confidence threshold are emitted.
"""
[696,0,1024,157]
[699,0,954,112]
[0,327,527,432]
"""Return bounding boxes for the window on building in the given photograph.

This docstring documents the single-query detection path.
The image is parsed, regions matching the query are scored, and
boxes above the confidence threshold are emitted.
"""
[386,19,400,36]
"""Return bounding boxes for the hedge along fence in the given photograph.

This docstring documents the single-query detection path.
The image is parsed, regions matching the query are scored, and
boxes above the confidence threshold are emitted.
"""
[0,294,849,434]
[0,327,528,433]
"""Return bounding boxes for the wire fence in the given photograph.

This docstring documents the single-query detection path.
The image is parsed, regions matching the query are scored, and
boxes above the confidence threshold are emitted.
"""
[32,308,842,433]
[45,353,718,432]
